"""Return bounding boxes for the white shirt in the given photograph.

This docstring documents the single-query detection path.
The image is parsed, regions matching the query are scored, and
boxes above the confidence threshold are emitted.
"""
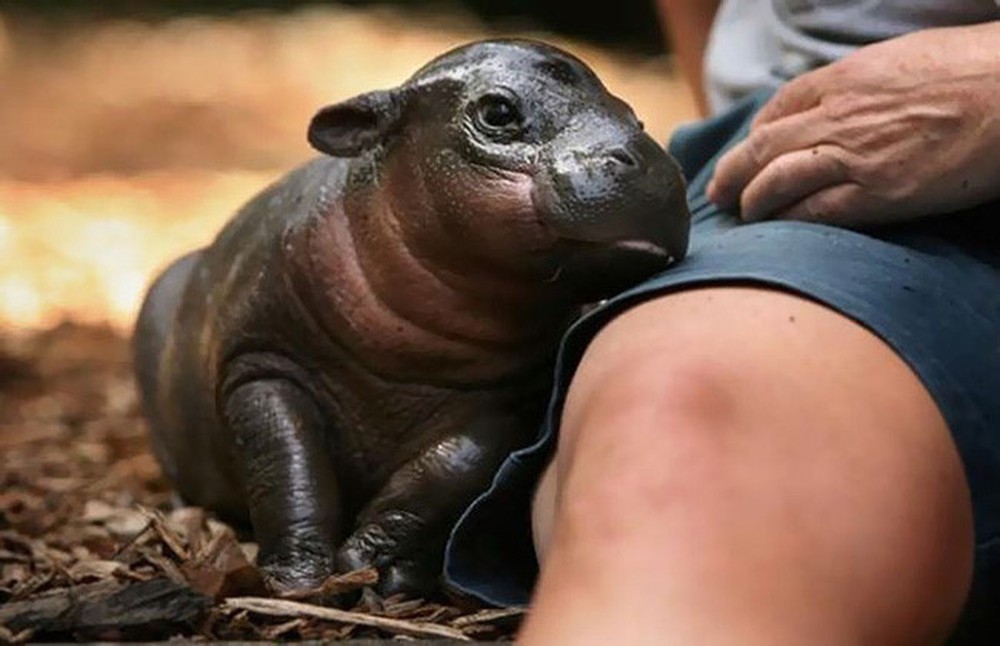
[704,0,1000,114]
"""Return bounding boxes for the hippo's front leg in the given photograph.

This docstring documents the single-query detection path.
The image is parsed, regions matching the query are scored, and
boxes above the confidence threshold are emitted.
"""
[223,379,342,591]
[336,420,521,596]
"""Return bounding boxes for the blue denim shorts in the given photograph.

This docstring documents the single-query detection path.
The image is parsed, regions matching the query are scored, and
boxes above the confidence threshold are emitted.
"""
[444,91,1000,639]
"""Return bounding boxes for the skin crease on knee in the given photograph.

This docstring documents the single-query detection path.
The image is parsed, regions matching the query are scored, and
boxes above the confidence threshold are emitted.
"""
[523,286,974,646]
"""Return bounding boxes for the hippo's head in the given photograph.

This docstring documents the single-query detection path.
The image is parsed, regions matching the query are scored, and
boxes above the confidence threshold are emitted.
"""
[308,39,690,301]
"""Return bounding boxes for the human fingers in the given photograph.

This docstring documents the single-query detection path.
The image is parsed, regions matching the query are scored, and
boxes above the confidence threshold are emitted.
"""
[749,67,826,129]
[740,144,852,222]
[707,108,825,208]
[769,182,870,226]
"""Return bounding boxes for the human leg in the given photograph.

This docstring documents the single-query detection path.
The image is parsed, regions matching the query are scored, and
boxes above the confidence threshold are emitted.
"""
[522,286,973,645]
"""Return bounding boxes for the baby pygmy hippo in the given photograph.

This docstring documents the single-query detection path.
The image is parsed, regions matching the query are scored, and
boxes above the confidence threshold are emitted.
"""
[133,39,690,596]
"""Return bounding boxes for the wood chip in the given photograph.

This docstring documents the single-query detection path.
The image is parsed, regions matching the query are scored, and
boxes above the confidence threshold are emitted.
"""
[139,549,188,586]
[260,617,306,639]
[1,323,519,640]
[359,585,385,613]
[278,567,379,601]
[223,596,471,641]
[381,597,426,617]
[0,578,210,639]
[450,606,527,628]
[8,569,55,602]
[0,624,34,645]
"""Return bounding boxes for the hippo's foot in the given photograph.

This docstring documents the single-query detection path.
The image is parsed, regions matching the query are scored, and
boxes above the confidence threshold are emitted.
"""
[260,560,335,595]
[333,428,521,598]
[336,510,443,597]
[257,535,340,594]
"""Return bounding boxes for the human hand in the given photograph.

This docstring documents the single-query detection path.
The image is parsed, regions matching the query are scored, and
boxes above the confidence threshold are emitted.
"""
[706,22,1000,227]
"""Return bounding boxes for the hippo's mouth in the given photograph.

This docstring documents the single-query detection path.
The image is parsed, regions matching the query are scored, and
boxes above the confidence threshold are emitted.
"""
[552,237,679,302]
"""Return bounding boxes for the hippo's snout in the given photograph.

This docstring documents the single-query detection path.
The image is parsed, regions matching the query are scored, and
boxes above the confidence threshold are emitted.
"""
[590,141,643,177]
[533,134,689,255]
[532,131,691,298]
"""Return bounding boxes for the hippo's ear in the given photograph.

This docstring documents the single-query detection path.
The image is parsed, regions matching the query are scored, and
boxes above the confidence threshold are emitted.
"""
[308,89,402,157]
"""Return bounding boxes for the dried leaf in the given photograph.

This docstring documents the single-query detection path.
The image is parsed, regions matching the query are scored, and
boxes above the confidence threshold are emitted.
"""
[238,541,258,563]
[181,518,265,599]
[80,500,116,523]
[138,506,189,560]
[67,559,127,583]
[167,507,207,555]
[0,550,31,564]
[82,501,149,538]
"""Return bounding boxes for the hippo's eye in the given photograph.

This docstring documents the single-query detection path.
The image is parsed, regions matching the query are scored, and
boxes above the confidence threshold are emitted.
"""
[474,94,524,136]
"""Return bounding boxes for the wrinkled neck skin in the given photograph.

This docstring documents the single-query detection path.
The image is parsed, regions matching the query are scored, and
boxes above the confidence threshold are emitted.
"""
[302,147,577,388]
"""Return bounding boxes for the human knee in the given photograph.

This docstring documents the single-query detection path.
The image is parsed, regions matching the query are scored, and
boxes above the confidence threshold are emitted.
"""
[559,301,748,466]
[551,295,975,641]
[554,328,754,529]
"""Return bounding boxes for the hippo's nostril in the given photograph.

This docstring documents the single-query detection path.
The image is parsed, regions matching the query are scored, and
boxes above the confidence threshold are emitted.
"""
[609,147,638,169]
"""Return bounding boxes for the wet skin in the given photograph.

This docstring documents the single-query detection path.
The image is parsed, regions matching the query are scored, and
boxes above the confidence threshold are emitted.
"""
[133,39,690,596]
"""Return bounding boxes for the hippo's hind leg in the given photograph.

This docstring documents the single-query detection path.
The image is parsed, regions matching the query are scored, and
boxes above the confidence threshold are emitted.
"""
[133,251,201,482]
[223,376,342,591]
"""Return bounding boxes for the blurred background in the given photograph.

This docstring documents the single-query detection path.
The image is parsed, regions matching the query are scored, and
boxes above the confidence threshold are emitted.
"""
[0,0,695,331]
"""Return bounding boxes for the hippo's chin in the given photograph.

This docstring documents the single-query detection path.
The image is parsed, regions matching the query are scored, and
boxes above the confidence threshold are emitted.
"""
[554,238,678,302]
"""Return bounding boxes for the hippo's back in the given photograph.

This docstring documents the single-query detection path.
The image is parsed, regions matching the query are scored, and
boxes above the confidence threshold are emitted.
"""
[133,249,203,483]
[133,156,346,518]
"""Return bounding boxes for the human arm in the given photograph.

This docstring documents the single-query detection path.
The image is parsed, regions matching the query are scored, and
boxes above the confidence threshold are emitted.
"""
[654,0,722,116]
[707,21,1000,226]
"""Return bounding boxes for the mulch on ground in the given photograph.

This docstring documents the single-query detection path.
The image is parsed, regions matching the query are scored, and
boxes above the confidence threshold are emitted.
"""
[0,323,521,642]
